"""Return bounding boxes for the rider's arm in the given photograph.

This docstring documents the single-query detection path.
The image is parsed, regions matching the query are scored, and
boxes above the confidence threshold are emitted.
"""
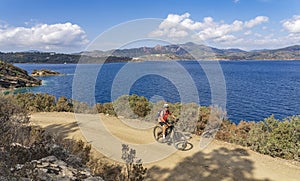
[160,111,165,122]
[170,112,176,119]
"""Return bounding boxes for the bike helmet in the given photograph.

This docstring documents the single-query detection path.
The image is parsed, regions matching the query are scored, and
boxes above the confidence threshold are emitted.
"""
[163,104,169,108]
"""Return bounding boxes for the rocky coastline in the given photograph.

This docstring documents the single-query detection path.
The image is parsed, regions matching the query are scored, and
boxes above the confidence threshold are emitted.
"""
[0,61,42,89]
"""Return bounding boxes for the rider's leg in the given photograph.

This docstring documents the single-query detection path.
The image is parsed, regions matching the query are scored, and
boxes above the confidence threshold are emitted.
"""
[162,124,167,139]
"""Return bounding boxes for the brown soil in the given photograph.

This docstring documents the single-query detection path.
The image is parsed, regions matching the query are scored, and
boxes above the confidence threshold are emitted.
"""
[30,112,300,181]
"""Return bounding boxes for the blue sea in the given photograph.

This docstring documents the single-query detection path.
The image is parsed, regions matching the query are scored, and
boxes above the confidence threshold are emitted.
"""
[15,60,300,123]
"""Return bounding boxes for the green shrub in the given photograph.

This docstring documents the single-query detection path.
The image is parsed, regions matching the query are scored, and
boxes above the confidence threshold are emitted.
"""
[55,96,73,112]
[14,93,56,112]
[244,115,299,160]
[128,94,151,118]
[8,92,300,162]
[14,92,36,112]
[103,102,117,116]
[33,93,56,112]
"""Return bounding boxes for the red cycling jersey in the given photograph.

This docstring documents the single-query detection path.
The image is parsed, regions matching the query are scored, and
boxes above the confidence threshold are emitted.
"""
[161,110,171,121]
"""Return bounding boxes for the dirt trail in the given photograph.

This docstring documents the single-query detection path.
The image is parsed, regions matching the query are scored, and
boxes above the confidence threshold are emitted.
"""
[30,112,300,181]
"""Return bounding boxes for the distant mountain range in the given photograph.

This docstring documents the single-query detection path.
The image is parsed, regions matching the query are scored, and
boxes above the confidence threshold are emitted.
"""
[80,42,300,61]
[0,42,299,63]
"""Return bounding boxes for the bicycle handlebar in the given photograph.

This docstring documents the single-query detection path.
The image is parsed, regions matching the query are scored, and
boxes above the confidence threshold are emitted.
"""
[169,118,179,125]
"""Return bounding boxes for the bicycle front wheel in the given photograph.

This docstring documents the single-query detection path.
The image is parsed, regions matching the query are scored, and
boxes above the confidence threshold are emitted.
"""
[153,126,164,143]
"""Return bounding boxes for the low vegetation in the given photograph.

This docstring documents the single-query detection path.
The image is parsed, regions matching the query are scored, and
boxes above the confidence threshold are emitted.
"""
[0,94,147,180]
[8,93,300,162]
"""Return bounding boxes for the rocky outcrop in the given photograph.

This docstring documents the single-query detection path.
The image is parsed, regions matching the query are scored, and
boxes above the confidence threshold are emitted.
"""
[0,141,104,180]
[8,155,104,181]
[0,61,42,89]
[31,69,62,76]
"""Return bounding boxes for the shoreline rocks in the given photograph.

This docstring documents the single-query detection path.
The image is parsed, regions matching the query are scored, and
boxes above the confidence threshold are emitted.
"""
[31,69,62,76]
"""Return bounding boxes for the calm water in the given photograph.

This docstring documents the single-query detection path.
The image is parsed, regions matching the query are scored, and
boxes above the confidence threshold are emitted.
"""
[15,60,300,123]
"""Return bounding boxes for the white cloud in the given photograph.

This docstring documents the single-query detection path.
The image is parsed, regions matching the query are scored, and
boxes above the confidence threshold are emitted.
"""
[214,34,237,42]
[244,16,269,28]
[150,13,268,42]
[282,15,300,33]
[244,30,252,35]
[0,22,89,51]
[196,20,243,41]
[158,13,191,30]
[150,13,300,50]
[181,18,203,30]
[166,28,188,38]
[254,33,263,37]
[233,0,240,3]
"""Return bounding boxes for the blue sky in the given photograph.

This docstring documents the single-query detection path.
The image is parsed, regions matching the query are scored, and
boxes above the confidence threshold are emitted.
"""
[0,0,299,52]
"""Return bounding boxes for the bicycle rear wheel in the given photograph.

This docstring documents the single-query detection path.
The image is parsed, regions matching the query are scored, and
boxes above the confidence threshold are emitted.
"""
[153,126,164,143]
[174,141,187,150]
[173,131,188,150]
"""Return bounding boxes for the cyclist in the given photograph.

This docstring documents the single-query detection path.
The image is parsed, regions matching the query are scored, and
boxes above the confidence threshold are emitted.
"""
[158,103,176,140]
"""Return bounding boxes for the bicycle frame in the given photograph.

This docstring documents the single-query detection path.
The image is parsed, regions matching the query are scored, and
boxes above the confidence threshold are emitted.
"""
[153,120,190,150]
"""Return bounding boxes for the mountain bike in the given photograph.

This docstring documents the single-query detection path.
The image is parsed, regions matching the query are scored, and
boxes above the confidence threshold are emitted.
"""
[153,119,193,151]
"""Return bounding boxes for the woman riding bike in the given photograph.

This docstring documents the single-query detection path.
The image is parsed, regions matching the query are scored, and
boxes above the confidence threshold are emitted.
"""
[158,104,177,140]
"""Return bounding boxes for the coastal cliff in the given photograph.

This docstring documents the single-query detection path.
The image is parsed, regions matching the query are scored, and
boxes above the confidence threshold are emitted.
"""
[0,61,42,89]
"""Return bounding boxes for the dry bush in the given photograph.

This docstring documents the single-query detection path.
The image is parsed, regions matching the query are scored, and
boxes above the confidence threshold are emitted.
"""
[0,94,29,146]
[143,101,165,123]
[215,119,236,142]
[121,144,147,181]
[10,92,300,162]
[55,96,73,112]
[95,102,117,116]
[102,102,117,116]
[87,144,147,181]
[113,95,137,118]
[88,159,124,181]
[176,103,198,133]
[72,100,97,114]
[195,106,211,135]
[196,106,226,138]
[14,93,56,112]
[95,103,106,113]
